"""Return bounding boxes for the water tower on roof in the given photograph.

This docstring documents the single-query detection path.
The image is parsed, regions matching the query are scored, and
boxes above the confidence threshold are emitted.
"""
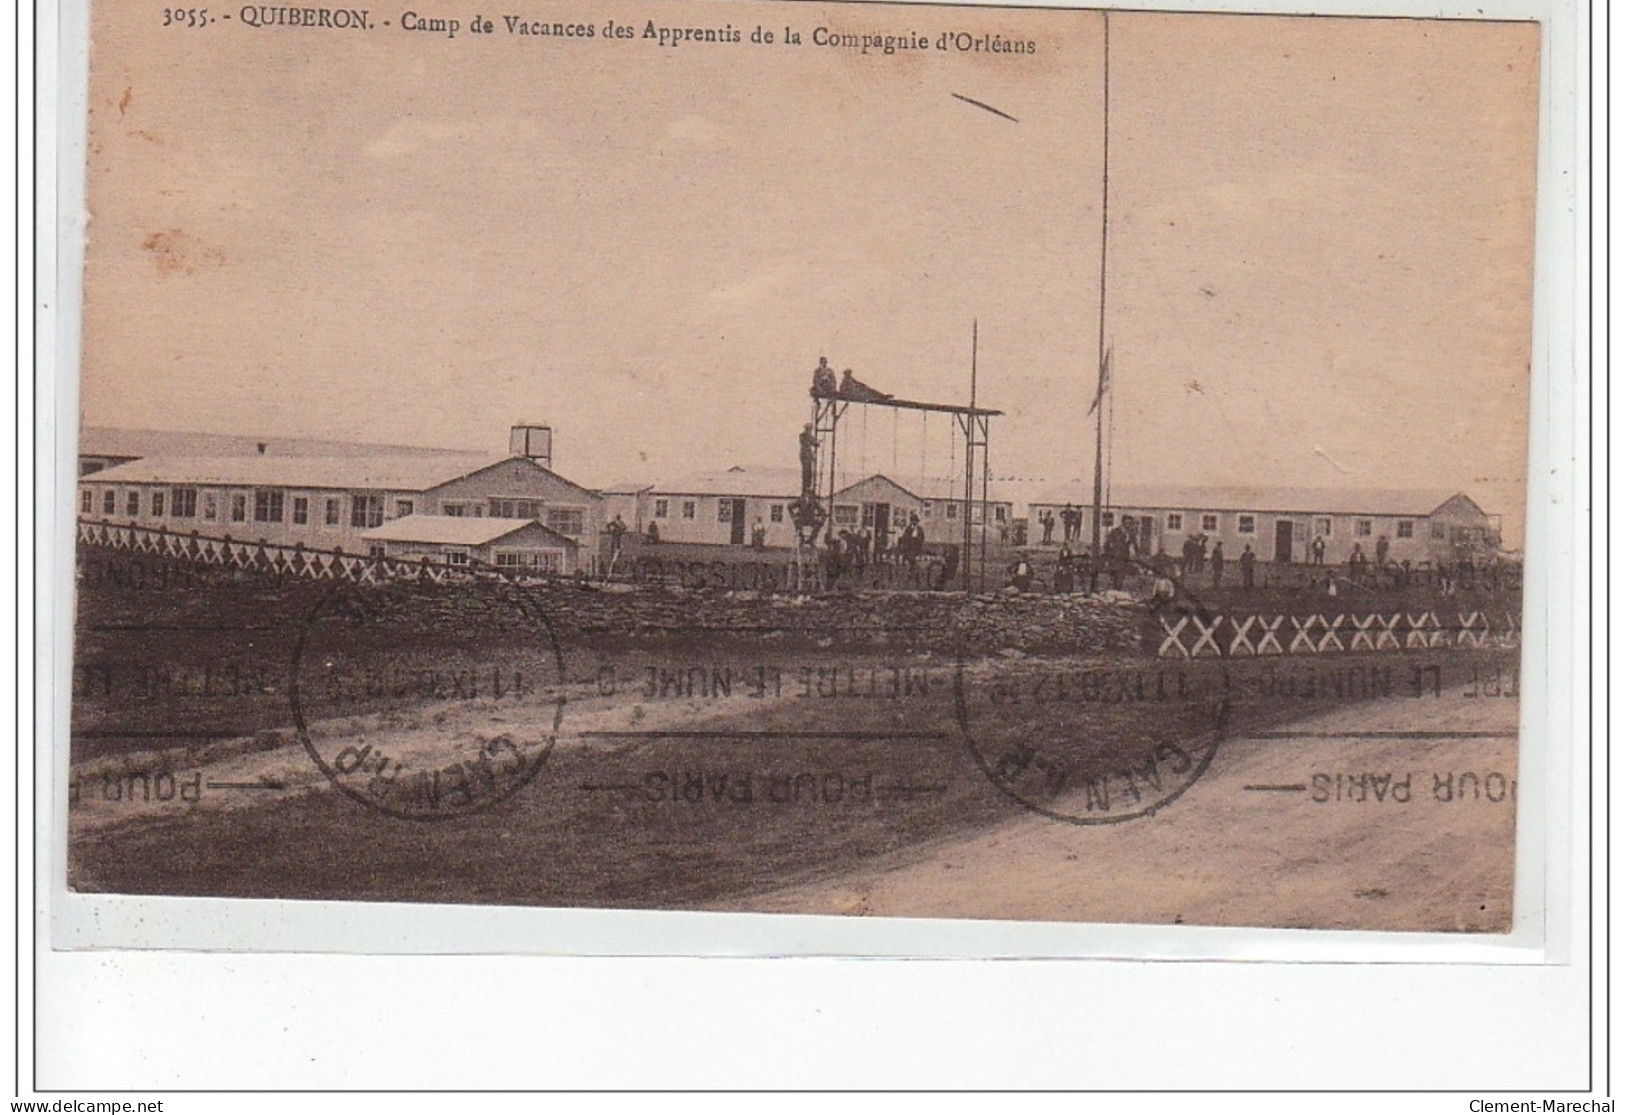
[509,423,553,469]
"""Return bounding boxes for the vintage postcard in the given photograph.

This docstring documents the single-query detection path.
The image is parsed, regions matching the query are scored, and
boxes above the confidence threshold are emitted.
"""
[63,0,1539,938]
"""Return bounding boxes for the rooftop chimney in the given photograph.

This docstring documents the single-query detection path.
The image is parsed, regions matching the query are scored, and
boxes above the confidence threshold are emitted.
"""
[509,423,552,468]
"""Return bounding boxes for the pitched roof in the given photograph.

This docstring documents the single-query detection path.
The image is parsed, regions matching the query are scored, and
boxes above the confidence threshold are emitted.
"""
[83,454,497,492]
[360,515,578,548]
[78,426,483,461]
[834,474,925,502]
[1027,484,1465,518]
[894,475,1018,505]
[653,466,804,498]
[435,456,604,502]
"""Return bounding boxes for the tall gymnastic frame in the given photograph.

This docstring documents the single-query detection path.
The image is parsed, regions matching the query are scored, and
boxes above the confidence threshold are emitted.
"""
[808,386,1001,594]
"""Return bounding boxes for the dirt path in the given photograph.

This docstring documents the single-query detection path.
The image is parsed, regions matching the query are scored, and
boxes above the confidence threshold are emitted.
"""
[723,690,1519,931]
[67,677,806,838]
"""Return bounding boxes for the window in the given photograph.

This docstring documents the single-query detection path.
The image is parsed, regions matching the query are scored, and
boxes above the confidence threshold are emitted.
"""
[682,501,696,520]
[351,494,384,529]
[546,508,585,537]
[203,493,218,520]
[1200,513,1218,532]
[945,504,958,520]
[126,491,140,516]
[442,502,465,517]
[396,500,414,518]
[1238,514,1255,534]
[1314,517,1332,537]
[770,504,783,523]
[495,551,563,573]
[102,490,116,515]
[1101,512,1114,527]
[1397,520,1414,539]
[1355,519,1373,538]
[170,488,198,518]
[995,505,1007,522]
[654,499,669,519]
[972,505,985,524]
[231,495,247,523]
[80,490,92,514]
[718,501,733,522]
[1166,513,1183,531]
[861,504,875,526]
[368,544,387,559]
[325,498,340,526]
[443,548,470,567]
[1432,522,1447,539]
[489,499,540,519]
[252,489,283,522]
[151,491,165,517]
[921,502,933,519]
[292,496,309,525]
[833,505,859,526]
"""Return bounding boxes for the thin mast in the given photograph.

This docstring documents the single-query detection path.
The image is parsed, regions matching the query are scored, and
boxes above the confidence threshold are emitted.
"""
[1089,10,1111,590]
[963,320,978,593]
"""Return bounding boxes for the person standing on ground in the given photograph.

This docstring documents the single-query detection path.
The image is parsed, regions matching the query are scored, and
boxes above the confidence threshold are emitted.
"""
[1239,543,1255,589]
[1210,540,1226,588]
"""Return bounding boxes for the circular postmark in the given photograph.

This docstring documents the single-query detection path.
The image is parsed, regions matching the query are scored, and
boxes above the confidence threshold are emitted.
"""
[289,576,566,821]
[955,564,1229,824]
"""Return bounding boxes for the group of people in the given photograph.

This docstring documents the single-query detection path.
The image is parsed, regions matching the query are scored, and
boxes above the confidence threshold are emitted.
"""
[810,357,894,404]
[1036,504,1087,545]
[1174,533,1257,589]
[1011,529,1263,595]
[821,513,937,586]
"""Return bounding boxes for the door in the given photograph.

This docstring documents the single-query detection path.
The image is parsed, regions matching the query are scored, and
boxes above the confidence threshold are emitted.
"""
[1274,520,1294,563]
[729,499,747,545]
[873,504,891,551]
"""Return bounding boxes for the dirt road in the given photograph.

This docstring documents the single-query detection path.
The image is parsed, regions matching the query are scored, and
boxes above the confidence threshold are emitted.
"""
[726,688,1518,931]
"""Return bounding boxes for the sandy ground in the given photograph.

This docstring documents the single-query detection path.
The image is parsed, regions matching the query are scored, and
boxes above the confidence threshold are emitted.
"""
[723,690,1518,931]
[69,652,1518,932]
[67,677,783,837]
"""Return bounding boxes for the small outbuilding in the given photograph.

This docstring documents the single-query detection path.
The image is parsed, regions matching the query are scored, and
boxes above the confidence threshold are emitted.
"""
[360,515,580,574]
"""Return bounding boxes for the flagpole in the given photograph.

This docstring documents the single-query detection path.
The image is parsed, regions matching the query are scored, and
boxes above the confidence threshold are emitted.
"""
[1089,10,1110,591]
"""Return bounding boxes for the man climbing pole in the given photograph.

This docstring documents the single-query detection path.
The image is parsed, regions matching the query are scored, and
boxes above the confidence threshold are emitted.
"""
[799,422,818,497]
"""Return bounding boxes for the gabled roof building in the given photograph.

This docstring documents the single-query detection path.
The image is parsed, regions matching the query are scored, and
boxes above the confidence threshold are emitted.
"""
[1025,485,1500,565]
[76,425,605,573]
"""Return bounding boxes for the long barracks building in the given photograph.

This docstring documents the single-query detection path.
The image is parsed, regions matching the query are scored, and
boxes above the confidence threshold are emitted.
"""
[1025,485,1501,566]
[76,424,607,573]
[604,467,1015,549]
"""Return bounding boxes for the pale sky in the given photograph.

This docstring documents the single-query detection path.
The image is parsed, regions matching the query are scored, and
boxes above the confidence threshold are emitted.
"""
[79,3,1539,536]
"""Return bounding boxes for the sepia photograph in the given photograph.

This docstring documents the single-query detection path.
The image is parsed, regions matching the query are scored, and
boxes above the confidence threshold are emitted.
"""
[64,0,1539,935]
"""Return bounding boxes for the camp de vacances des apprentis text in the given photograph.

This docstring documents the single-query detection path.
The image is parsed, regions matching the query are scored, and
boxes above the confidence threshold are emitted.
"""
[228,5,1038,53]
